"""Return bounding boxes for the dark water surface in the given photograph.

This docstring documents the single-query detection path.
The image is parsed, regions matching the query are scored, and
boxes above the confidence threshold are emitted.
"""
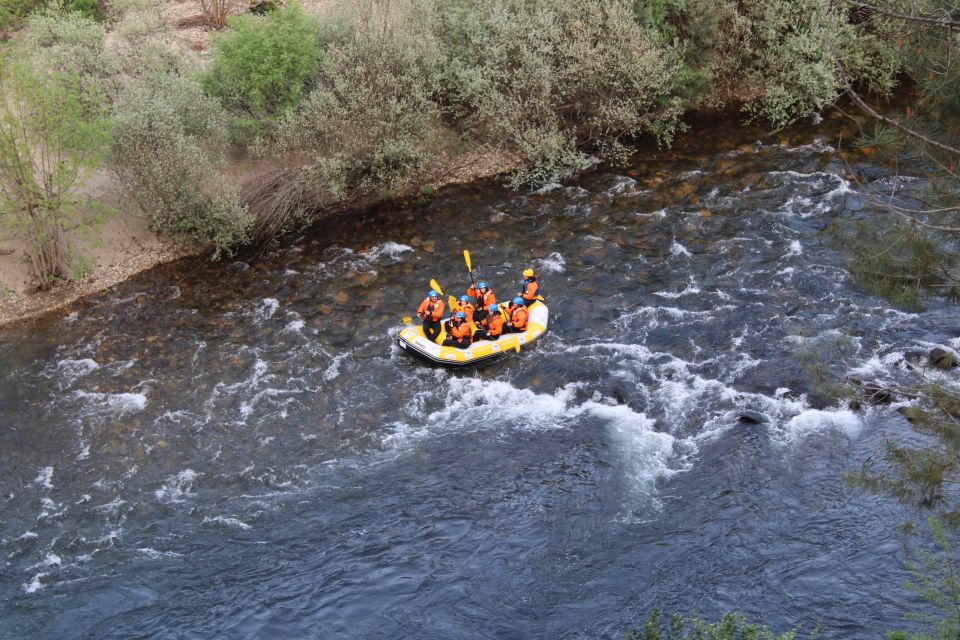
[3,114,959,639]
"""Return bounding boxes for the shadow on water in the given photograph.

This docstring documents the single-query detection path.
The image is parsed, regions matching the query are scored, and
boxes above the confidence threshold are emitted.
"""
[1,113,954,639]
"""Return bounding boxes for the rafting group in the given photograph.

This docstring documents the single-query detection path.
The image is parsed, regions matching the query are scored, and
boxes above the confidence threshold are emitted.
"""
[414,267,542,349]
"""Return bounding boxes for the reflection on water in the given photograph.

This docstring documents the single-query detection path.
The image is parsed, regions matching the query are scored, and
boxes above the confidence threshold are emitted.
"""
[1,115,956,638]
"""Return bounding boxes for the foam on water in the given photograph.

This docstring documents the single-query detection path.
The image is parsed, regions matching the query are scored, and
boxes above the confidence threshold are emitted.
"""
[669,240,692,259]
[202,515,252,530]
[256,298,280,323]
[33,467,53,490]
[55,359,100,385]
[364,242,413,262]
[533,182,563,195]
[283,319,306,334]
[73,391,148,416]
[534,252,566,274]
[582,401,685,495]
[653,277,701,299]
[137,548,184,560]
[782,409,863,443]
[23,572,46,594]
[155,470,200,503]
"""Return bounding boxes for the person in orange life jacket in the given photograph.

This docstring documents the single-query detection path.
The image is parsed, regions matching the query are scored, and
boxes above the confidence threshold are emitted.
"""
[473,303,503,341]
[416,290,444,342]
[454,295,476,325]
[466,281,495,323]
[444,295,475,332]
[505,297,529,333]
[518,268,539,306]
[443,312,472,349]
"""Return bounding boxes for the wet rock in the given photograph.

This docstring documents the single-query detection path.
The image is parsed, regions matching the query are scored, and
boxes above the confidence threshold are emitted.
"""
[698,209,713,218]
[354,272,376,286]
[333,291,348,305]
[738,411,767,425]
[929,347,956,369]
[862,384,893,404]
[422,241,435,253]
[671,183,696,199]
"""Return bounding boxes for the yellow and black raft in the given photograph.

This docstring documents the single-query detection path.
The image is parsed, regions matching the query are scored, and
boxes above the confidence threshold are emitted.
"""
[398,300,549,366]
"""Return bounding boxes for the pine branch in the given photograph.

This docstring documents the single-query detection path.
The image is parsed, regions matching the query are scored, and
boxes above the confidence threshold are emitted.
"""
[843,84,960,158]
[840,0,960,29]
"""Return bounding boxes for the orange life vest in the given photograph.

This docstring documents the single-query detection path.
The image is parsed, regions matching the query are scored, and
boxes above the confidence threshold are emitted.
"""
[455,301,475,324]
[467,286,496,310]
[521,279,539,302]
[449,320,472,340]
[485,313,504,337]
[417,297,444,321]
[511,305,528,330]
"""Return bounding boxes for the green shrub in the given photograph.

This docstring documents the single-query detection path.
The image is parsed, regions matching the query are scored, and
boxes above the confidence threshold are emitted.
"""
[204,1,321,119]
[434,0,686,186]
[260,0,445,231]
[631,610,814,639]
[112,73,251,256]
[0,0,100,29]
[24,7,117,114]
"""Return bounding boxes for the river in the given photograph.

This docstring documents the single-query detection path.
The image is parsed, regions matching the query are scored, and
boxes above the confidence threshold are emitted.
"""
[2,113,958,639]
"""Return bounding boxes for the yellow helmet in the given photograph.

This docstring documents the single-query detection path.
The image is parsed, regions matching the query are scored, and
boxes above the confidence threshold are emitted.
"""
[523,268,535,277]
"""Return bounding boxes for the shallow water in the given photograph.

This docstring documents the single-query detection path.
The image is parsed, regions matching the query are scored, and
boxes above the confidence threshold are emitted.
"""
[2,115,959,639]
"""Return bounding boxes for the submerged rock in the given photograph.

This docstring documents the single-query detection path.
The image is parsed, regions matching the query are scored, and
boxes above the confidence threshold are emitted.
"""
[929,347,956,369]
[738,411,767,425]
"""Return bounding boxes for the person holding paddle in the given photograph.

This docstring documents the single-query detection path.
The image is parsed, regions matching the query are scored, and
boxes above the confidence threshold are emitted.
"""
[443,312,472,349]
[416,290,444,342]
[466,281,495,323]
[473,303,503,341]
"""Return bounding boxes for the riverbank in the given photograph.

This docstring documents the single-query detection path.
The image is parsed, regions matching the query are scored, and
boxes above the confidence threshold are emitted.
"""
[0,144,515,329]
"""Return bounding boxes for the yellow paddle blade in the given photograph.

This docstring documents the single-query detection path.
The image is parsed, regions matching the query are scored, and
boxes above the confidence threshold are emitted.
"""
[514,341,521,353]
[537,295,545,301]
[402,316,412,325]
[448,295,457,310]
[436,325,447,345]
[429,279,444,295]
[463,250,472,273]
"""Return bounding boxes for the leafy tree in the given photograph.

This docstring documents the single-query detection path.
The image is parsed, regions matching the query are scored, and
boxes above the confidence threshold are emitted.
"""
[0,54,111,288]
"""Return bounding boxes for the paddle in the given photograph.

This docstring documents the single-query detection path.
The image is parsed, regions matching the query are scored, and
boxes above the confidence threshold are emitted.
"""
[465,250,485,309]
[402,317,412,324]
[429,279,444,296]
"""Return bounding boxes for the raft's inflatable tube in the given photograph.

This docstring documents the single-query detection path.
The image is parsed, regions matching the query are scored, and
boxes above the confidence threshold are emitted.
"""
[398,301,549,366]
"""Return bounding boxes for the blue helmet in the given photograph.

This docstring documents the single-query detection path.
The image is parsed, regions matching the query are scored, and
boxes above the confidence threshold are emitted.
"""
[513,297,524,305]
[489,304,499,313]
[428,290,438,298]
[456,311,466,319]
[478,281,488,289]
[459,295,470,303]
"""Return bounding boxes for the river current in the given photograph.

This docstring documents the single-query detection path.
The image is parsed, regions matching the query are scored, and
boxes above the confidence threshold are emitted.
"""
[3,115,959,639]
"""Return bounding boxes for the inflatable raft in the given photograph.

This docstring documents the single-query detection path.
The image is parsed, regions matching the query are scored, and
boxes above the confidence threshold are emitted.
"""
[398,300,549,366]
